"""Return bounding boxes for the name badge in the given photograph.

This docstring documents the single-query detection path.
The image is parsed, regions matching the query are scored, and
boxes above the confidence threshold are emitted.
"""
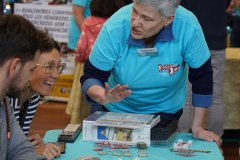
[137,48,158,57]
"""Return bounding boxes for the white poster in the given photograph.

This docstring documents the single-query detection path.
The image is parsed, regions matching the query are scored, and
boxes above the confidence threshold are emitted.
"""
[14,3,72,43]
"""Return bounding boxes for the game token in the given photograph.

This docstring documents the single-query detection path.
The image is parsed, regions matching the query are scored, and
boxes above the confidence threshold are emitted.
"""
[77,155,94,160]
[103,141,109,145]
[112,152,122,156]
[98,151,107,155]
[110,144,116,149]
[123,153,133,157]
[138,153,148,157]
[121,144,130,149]
[137,150,146,153]
[137,142,148,149]
[107,149,116,152]
[131,145,137,148]
[93,148,103,151]
[121,149,130,153]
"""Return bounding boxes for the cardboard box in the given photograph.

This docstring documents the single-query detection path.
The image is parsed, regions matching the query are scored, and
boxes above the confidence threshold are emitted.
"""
[82,111,160,146]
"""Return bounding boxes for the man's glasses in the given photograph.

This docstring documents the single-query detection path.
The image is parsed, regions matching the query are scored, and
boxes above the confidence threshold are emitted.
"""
[36,62,66,74]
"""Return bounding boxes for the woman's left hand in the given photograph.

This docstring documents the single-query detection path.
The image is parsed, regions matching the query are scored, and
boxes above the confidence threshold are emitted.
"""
[35,143,61,160]
[28,134,43,148]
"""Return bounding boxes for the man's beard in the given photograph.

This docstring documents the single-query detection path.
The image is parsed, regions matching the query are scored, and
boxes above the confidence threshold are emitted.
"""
[6,72,22,99]
[6,84,21,98]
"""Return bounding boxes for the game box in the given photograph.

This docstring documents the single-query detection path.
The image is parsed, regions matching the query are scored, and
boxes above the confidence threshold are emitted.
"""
[82,111,160,146]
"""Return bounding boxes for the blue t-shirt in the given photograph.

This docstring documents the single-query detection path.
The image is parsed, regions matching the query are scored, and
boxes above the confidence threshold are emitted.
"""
[89,4,210,114]
[67,0,91,50]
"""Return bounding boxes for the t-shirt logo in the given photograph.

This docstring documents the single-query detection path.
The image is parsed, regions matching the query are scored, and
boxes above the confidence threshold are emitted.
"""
[158,64,180,75]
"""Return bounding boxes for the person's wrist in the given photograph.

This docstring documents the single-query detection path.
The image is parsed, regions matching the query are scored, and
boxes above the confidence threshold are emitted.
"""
[191,126,202,135]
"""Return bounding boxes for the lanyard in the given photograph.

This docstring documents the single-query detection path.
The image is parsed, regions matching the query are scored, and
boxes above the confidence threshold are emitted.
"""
[3,98,10,140]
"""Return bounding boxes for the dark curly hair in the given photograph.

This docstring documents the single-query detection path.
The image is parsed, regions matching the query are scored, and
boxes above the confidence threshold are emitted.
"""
[0,14,54,65]
[90,0,126,18]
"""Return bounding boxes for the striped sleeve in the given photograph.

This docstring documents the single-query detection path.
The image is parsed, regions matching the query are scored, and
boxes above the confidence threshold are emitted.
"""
[9,94,40,135]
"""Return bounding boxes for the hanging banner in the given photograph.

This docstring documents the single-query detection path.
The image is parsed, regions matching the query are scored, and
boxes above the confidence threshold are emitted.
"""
[14,3,72,43]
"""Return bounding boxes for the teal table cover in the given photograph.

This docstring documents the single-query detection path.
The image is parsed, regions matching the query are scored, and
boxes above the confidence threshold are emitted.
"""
[43,130,223,160]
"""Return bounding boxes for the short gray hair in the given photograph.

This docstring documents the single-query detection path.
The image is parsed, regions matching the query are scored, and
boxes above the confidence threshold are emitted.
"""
[135,0,181,17]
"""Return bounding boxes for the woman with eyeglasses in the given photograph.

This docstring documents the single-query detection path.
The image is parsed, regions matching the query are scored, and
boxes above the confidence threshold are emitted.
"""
[8,40,66,160]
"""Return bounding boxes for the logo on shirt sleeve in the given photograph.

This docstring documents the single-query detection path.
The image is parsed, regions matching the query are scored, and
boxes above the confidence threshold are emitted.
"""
[158,64,180,75]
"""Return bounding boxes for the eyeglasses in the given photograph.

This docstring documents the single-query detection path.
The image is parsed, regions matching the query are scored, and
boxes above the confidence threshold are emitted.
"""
[36,62,66,74]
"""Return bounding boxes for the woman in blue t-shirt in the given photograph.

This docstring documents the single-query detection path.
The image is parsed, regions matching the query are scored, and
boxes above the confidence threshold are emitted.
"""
[67,0,91,50]
[80,0,222,147]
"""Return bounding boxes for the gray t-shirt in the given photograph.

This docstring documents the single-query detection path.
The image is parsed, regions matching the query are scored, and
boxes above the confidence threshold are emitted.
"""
[0,97,37,160]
